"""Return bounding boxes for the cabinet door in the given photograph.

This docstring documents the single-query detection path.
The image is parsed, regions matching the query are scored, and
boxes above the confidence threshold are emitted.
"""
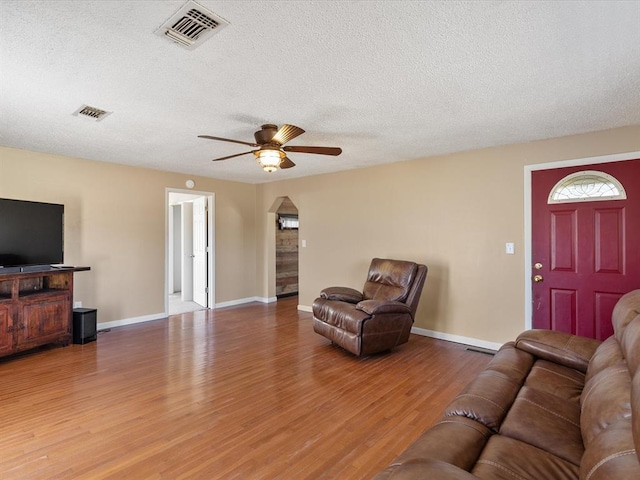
[16,294,71,349]
[0,303,14,356]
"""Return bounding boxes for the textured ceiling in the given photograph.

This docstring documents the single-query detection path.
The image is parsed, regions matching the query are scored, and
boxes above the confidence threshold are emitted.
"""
[1,1,639,184]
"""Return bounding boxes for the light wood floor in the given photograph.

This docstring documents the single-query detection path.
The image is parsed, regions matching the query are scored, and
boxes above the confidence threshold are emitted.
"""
[0,297,493,479]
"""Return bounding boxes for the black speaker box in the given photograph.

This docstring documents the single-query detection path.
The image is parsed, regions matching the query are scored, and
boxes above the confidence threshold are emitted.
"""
[73,308,97,344]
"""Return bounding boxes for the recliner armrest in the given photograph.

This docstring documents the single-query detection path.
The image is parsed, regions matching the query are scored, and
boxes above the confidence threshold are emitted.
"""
[515,329,601,373]
[356,299,411,315]
[320,286,363,303]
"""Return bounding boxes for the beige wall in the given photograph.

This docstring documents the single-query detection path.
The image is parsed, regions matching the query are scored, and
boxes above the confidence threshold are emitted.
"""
[257,126,640,345]
[2,125,639,342]
[0,147,257,324]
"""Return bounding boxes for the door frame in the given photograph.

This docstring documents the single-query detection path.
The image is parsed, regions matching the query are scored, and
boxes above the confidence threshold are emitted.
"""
[523,150,640,330]
[165,188,215,315]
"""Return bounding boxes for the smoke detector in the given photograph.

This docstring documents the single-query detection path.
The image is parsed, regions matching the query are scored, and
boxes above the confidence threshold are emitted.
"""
[72,105,112,122]
[155,1,229,50]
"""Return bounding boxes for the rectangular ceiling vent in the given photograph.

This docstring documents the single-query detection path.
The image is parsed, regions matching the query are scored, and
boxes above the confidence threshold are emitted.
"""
[155,1,229,50]
[72,105,112,122]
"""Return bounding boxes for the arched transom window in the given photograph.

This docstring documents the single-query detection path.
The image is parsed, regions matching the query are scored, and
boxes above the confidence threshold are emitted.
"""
[548,170,627,204]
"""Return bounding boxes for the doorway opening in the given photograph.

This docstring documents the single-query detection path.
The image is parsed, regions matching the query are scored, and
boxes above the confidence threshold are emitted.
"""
[166,189,215,315]
[268,197,299,301]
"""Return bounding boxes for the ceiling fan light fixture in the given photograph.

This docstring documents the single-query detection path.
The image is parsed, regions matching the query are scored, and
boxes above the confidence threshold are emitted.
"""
[255,149,284,173]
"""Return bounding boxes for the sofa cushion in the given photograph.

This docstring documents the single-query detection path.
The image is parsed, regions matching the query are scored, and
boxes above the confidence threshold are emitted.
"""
[585,336,624,385]
[612,289,640,343]
[471,435,579,480]
[621,314,640,375]
[362,258,417,302]
[524,359,585,403]
[580,364,632,446]
[580,417,640,480]
[499,386,583,465]
[444,343,534,432]
[375,460,480,479]
[484,342,535,379]
[389,416,491,471]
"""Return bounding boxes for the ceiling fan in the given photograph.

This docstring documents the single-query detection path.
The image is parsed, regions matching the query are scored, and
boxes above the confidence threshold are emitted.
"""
[198,124,342,173]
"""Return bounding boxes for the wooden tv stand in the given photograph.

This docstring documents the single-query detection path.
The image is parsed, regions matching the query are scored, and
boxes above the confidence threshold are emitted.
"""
[0,267,90,358]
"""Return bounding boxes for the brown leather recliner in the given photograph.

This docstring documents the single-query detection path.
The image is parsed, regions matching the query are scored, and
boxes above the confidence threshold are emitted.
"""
[312,258,427,356]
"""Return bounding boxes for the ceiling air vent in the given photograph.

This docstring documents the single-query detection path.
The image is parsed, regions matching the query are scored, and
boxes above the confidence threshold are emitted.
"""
[72,105,112,122]
[155,1,229,50]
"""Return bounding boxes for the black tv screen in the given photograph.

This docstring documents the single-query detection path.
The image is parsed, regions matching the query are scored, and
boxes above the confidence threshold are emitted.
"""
[0,198,64,267]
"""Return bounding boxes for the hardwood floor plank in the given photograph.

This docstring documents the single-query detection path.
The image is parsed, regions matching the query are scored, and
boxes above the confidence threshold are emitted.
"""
[0,297,492,479]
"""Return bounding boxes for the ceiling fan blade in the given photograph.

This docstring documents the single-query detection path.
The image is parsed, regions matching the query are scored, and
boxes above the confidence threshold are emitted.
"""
[271,124,305,145]
[280,157,296,169]
[212,150,256,162]
[282,146,342,156]
[199,135,259,147]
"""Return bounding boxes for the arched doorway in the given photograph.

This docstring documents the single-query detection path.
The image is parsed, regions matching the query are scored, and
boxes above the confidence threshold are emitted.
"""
[274,197,299,298]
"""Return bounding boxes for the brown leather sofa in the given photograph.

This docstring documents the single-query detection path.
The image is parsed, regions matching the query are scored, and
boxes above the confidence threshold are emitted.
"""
[374,289,640,479]
[312,258,427,356]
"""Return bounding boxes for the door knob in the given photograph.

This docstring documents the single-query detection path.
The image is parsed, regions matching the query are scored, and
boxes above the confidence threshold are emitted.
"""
[534,262,543,270]
[533,275,543,283]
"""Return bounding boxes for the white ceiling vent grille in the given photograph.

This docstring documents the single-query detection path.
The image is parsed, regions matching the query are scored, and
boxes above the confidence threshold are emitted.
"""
[72,105,112,122]
[155,1,229,50]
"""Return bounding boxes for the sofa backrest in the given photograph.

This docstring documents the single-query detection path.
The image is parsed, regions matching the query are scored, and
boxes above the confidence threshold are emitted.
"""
[362,258,418,303]
[613,290,640,344]
[580,289,640,480]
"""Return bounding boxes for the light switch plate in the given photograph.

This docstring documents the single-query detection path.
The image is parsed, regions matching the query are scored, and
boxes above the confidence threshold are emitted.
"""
[505,242,515,254]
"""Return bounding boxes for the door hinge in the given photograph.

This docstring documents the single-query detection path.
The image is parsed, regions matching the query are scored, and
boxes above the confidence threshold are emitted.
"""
[205,287,208,294]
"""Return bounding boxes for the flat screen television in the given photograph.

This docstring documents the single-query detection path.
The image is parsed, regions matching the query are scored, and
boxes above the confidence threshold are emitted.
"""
[0,198,64,268]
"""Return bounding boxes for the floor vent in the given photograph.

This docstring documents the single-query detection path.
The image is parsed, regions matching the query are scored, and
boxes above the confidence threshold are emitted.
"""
[72,105,112,122]
[465,347,497,356]
[155,0,229,50]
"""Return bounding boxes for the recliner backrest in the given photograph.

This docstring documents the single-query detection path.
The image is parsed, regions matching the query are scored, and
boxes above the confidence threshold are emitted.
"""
[362,258,418,303]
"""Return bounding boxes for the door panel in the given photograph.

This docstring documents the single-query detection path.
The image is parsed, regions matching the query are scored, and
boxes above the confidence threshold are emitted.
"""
[181,202,194,302]
[550,210,576,271]
[594,208,623,273]
[550,289,577,334]
[532,159,640,340]
[192,196,207,308]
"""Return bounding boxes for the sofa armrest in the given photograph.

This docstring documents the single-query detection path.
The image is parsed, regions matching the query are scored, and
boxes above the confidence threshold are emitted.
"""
[320,286,363,303]
[515,329,601,373]
[356,299,411,315]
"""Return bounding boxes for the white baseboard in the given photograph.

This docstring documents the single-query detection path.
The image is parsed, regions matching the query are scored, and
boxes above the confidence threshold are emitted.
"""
[297,305,312,313]
[411,326,502,351]
[98,312,166,330]
[215,296,276,308]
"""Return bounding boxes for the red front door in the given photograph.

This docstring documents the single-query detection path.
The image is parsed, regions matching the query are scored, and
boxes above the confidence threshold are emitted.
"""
[532,159,640,340]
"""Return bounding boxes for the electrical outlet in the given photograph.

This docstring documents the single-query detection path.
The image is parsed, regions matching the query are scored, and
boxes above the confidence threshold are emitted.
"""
[74,301,82,308]
[505,243,515,255]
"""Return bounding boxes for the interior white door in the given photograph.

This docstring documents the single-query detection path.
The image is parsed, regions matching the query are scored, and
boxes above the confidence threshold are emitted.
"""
[192,196,208,307]
[181,202,194,302]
